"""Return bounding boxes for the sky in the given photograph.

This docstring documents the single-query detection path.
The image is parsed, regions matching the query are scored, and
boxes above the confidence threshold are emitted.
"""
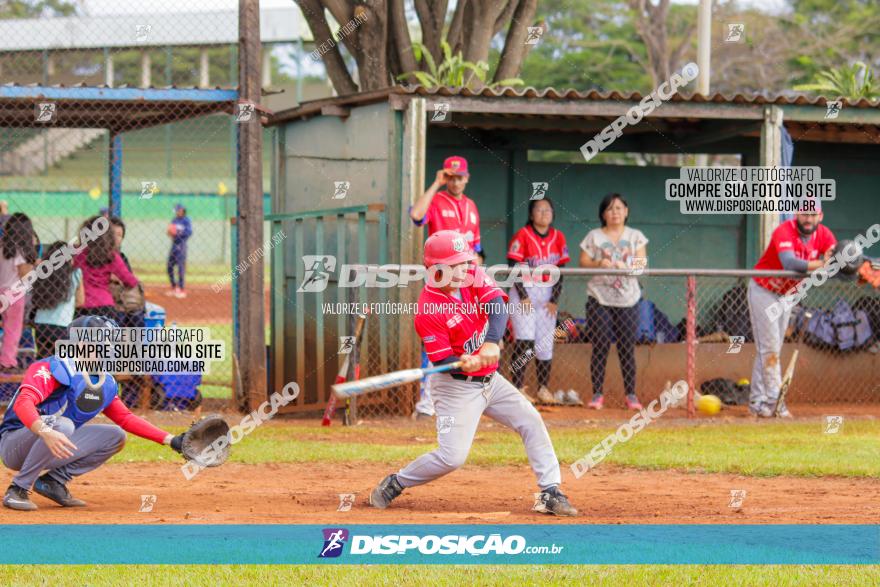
[79,0,791,16]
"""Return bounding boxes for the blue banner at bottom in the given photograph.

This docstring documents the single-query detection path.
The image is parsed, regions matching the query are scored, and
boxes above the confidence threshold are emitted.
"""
[0,525,877,564]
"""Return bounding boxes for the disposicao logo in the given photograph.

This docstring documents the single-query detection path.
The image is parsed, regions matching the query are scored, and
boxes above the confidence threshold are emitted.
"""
[318,528,349,558]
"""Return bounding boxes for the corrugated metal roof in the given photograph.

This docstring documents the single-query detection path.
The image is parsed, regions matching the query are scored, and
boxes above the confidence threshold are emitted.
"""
[270,85,880,126]
[400,85,880,108]
[1,82,235,91]
[0,6,310,51]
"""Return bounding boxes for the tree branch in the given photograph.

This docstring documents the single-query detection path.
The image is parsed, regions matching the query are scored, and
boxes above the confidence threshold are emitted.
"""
[492,0,516,37]
[296,0,358,95]
[493,0,539,83]
[390,0,417,79]
[447,0,468,56]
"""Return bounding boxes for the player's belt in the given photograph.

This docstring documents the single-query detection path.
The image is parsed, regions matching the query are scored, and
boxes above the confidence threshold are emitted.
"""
[449,372,494,384]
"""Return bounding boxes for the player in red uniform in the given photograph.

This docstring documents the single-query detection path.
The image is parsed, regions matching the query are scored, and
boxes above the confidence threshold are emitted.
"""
[0,315,189,510]
[506,198,578,406]
[410,155,482,257]
[368,230,577,517]
[748,201,836,417]
[409,155,483,419]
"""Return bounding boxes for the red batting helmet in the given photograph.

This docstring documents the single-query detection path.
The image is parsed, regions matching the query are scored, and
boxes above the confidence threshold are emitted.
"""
[423,230,475,267]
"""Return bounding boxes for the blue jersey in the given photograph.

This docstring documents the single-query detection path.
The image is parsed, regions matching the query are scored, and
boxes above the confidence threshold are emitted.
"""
[0,357,118,440]
[170,216,193,250]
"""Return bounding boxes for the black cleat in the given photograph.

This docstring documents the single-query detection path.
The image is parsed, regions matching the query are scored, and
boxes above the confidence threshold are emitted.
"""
[533,486,578,517]
[3,484,37,511]
[33,475,86,507]
[369,474,404,509]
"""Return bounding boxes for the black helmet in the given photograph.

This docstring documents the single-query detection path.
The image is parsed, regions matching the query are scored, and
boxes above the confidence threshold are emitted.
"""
[832,239,864,276]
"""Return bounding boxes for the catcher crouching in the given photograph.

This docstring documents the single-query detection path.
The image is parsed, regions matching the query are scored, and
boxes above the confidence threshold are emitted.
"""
[0,315,216,511]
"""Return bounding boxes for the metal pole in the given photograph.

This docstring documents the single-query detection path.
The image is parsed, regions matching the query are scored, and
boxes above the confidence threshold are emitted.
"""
[296,37,303,103]
[695,0,712,168]
[236,0,267,412]
[686,275,697,418]
[109,131,123,217]
[165,47,173,179]
[696,0,711,97]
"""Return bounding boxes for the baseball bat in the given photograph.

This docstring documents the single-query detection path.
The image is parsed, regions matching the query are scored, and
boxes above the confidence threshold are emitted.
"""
[322,313,367,426]
[773,309,811,417]
[332,361,463,399]
[773,349,798,416]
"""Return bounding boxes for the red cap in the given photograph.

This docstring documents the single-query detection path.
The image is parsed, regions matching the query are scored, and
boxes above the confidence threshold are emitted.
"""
[424,230,475,267]
[443,156,469,177]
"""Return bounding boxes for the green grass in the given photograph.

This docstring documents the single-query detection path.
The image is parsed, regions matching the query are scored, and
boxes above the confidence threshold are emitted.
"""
[2,565,877,586]
[110,419,880,478]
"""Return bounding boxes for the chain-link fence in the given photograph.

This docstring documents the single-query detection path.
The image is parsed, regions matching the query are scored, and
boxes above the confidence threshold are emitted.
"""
[0,2,266,408]
[345,266,880,419]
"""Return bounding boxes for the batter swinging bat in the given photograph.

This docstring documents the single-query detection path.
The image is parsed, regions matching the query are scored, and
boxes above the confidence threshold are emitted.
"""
[773,349,798,417]
[332,361,463,399]
[322,313,367,426]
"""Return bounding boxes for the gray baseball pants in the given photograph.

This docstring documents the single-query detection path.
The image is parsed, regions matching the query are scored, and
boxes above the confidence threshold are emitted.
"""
[397,371,562,490]
[0,415,126,491]
[747,279,793,412]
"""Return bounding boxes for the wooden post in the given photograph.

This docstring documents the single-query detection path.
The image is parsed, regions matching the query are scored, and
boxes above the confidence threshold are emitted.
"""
[235,0,267,412]
[759,105,784,250]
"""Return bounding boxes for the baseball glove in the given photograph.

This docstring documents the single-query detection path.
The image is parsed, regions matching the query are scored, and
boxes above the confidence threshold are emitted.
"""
[171,415,230,467]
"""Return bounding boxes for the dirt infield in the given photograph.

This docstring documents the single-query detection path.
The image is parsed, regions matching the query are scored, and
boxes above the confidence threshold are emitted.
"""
[3,461,877,525]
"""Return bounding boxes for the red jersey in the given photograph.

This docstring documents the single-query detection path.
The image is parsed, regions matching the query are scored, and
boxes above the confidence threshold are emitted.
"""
[415,191,482,252]
[415,265,508,377]
[754,219,836,295]
[507,225,570,282]
[5,360,168,444]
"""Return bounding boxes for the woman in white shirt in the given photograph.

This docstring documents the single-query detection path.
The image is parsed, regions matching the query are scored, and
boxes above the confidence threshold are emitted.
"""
[579,194,648,410]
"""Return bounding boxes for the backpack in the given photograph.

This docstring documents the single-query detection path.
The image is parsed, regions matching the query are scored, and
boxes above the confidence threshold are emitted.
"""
[636,299,681,344]
[700,378,750,405]
[804,298,872,351]
[852,296,880,342]
[636,298,656,344]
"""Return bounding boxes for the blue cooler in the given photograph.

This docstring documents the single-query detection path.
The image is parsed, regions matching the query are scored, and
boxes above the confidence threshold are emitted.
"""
[144,302,166,329]
[144,303,202,410]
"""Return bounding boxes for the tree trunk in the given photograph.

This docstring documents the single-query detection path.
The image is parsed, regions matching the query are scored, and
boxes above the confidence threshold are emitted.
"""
[414,0,448,67]
[463,0,506,66]
[351,1,389,91]
[493,0,539,83]
[390,0,417,80]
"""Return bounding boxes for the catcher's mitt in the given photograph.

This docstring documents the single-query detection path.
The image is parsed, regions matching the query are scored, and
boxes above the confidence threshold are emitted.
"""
[174,415,230,467]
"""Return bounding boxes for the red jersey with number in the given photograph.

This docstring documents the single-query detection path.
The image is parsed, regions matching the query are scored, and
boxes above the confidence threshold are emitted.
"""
[507,225,570,282]
[414,265,507,376]
[416,191,482,252]
[754,219,836,295]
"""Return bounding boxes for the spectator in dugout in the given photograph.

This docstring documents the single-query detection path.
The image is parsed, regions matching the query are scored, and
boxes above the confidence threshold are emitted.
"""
[73,215,140,322]
[578,193,648,411]
[507,197,580,406]
[108,216,145,329]
[31,241,84,359]
[747,200,835,418]
[0,213,38,373]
